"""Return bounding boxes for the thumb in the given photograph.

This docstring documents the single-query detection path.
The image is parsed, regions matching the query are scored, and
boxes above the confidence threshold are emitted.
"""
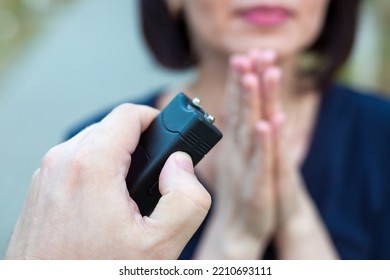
[149,152,211,255]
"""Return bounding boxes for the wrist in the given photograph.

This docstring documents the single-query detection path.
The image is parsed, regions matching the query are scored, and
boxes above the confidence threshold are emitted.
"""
[275,199,338,259]
[277,189,316,238]
[195,213,270,259]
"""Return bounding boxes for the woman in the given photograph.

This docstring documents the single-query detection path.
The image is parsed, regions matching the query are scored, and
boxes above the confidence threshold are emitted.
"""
[69,0,390,259]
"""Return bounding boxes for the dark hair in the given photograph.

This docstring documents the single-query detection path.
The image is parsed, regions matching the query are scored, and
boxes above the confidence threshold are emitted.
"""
[140,0,361,90]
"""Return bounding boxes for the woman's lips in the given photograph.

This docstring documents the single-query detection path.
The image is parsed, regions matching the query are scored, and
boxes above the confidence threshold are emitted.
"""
[239,6,291,27]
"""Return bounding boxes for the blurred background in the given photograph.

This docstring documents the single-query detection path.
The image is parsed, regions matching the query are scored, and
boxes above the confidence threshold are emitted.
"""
[0,0,389,259]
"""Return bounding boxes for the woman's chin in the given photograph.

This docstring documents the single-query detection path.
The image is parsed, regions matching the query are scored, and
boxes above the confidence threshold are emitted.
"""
[223,42,297,60]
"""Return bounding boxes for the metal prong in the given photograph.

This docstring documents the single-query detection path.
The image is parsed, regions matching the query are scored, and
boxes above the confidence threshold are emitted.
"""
[205,114,215,124]
[192,97,201,107]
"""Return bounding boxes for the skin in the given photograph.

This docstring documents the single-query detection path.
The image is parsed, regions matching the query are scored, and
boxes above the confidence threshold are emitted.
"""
[163,0,338,259]
[6,104,211,259]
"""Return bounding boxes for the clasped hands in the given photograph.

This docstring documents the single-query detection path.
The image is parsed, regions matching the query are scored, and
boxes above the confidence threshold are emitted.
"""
[200,49,334,259]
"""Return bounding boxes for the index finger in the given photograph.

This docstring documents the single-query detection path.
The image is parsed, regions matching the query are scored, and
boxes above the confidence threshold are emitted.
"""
[96,103,160,156]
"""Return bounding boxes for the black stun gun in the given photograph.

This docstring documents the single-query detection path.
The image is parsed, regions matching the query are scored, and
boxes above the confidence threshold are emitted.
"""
[125,93,223,216]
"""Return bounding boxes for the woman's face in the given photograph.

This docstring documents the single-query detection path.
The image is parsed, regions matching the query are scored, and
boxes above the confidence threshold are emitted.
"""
[172,0,330,60]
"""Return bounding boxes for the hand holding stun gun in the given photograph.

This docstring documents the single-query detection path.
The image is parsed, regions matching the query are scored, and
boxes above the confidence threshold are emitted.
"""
[126,93,223,216]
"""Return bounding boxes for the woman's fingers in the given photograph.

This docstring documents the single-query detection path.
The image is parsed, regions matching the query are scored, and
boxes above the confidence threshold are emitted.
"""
[230,54,252,74]
[272,112,288,181]
[263,67,282,119]
[239,120,276,238]
[249,49,277,75]
[249,121,274,202]
[254,121,274,185]
[238,72,261,157]
[271,111,301,224]
[248,49,280,121]
[225,55,251,134]
[226,54,264,160]
[242,73,262,126]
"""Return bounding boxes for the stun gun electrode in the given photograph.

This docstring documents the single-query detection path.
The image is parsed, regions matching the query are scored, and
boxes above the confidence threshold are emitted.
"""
[125,93,223,216]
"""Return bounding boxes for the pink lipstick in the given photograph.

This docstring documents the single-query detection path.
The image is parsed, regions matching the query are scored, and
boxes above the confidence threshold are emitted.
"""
[239,6,291,27]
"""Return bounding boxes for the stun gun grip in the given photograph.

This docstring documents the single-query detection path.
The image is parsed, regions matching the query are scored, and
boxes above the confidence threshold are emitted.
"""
[125,93,223,216]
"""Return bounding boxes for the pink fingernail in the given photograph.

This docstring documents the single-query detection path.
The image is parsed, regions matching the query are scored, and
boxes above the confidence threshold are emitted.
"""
[256,121,270,133]
[242,73,258,93]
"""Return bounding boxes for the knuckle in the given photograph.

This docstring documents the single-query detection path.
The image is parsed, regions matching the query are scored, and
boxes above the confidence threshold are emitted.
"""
[113,103,136,114]
[40,145,64,170]
[195,186,212,213]
[56,154,90,191]
[67,149,91,175]
[61,147,95,188]
[170,180,211,215]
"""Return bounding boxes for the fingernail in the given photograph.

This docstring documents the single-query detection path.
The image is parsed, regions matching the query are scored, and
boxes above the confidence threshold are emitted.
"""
[242,73,257,93]
[256,121,270,133]
[174,152,194,173]
[230,55,251,75]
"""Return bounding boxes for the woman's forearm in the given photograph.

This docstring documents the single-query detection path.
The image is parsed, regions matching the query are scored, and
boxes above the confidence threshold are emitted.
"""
[193,215,269,259]
[275,193,338,260]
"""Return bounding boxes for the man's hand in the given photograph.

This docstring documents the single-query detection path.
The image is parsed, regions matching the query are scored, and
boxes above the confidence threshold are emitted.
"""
[6,104,211,260]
